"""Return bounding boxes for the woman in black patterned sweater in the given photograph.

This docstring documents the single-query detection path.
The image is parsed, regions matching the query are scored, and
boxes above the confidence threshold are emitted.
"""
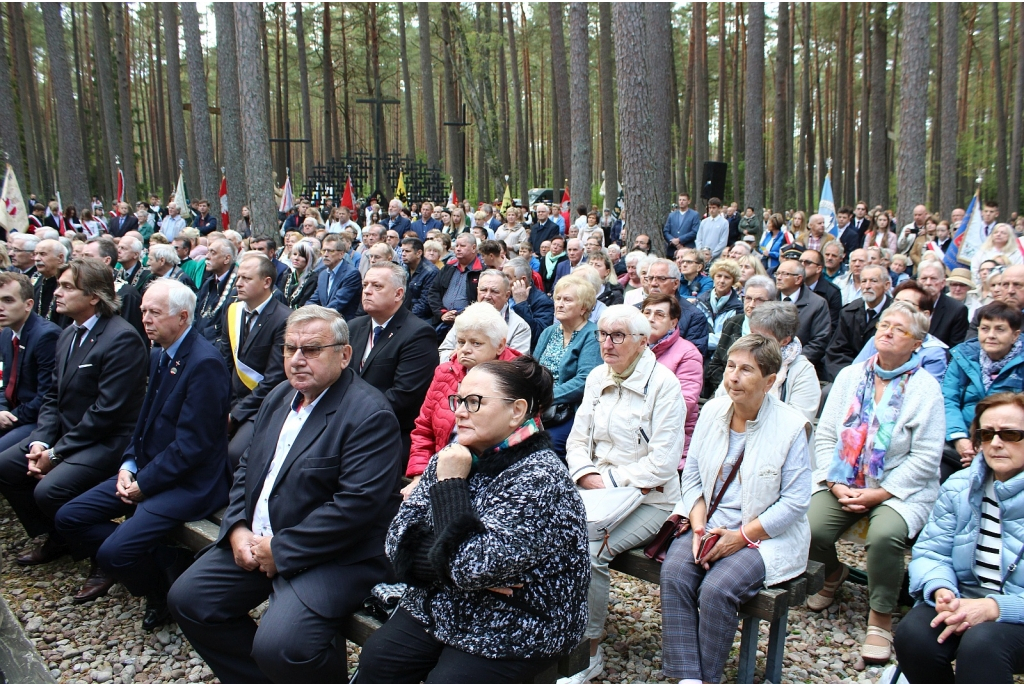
[356,356,590,684]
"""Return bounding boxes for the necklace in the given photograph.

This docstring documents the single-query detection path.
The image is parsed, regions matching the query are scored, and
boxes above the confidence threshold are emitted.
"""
[35,276,58,321]
[200,268,238,319]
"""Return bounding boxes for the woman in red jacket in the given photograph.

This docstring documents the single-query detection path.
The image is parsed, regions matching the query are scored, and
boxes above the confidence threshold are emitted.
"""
[402,302,521,499]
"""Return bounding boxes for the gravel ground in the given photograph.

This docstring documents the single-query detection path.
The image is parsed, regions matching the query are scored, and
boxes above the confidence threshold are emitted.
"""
[1,496,895,684]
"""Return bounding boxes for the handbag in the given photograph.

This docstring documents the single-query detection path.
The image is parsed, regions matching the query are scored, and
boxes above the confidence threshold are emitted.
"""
[694,449,745,563]
[541,402,572,426]
[643,514,690,562]
[578,486,644,542]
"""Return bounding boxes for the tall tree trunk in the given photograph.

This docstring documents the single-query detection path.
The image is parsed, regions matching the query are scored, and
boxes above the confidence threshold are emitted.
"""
[112,5,137,202]
[896,2,930,227]
[71,6,93,195]
[798,3,811,211]
[497,4,511,180]
[440,4,463,199]
[549,3,571,193]
[507,2,528,203]
[1012,4,1024,215]
[92,4,120,202]
[733,6,744,203]
[834,3,848,207]
[940,3,959,218]
[273,6,286,178]
[859,5,870,204]
[717,2,726,160]
[569,3,591,208]
[181,3,218,203]
[773,2,790,212]
[678,11,695,196]
[322,4,336,160]
[645,2,672,209]
[992,4,1010,213]
[234,2,277,240]
[41,2,89,209]
[598,2,617,211]
[613,2,661,254]
[215,3,246,221]
[0,5,25,189]
[743,3,765,213]
[10,2,43,196]
[869,2,888,209]
[417,3,439,167]
[693,3,709,201]
[397,3,416,160]
[152,3,171,196]
[292,3,315,187]
[162,4,191,192]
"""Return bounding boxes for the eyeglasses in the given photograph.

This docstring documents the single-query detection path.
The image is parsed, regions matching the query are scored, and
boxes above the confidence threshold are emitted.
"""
[595,330,641,344]
[875,321,914,338]
[799,259,821,267]
[283,343,345,359]
[743,296,769,305]
[648,275,676,283]
[642,309,670,319]
[678,259,699,266]
[448,394,517,412]
[977,428,1024,444]
[775,271,801,278]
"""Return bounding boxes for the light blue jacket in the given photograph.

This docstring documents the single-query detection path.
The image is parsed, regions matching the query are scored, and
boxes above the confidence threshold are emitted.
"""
[909,456,1024,624]
[942,339,1024,441]
[533,321,603,407]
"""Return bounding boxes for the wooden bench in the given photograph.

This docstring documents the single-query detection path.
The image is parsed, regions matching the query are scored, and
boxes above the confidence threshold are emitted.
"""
[171,511,589,682]
[609,548,824,683]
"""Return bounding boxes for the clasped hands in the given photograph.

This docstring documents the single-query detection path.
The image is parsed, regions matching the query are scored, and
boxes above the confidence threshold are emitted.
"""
[25,443,54,480]
[829,483,891,513]
[229,525,278,578]
[116,469,145,504]
[930,588,1000,643]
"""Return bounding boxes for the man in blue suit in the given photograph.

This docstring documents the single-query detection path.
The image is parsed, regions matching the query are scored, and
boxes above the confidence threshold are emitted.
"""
[384,198,412,238]
[55,280,231,629]
[410,201,441,241]
[663,193,701,258]
[307,234,362,319]
[0,273,61,453]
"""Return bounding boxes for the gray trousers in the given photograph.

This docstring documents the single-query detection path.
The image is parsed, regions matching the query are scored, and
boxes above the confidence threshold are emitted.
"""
[660,531,766,682]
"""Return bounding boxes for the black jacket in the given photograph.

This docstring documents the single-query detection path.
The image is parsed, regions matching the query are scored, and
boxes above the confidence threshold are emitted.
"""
[783,284,832,366]
[511,287,555,351]
[530,219,561,256]
[806,277,843,337]
[0,313,61,425]
[404,259,438,321]
[217,370,403,618]
[427,260,482,325]
[822,295,893,382]
[218,296,290,424]
[929,294,969,348]
[107,214,139,238]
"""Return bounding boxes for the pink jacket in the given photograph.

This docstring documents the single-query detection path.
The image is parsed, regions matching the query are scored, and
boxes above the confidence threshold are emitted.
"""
[650,327,703,466]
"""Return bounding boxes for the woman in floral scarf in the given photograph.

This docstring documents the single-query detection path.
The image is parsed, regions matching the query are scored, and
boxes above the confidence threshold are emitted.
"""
[807,301,945,664]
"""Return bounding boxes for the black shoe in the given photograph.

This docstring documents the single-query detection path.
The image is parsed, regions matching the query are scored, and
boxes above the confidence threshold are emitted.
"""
[142,595,171,631]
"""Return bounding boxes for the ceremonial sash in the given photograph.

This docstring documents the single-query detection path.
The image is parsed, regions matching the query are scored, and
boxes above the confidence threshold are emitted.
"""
[226,302,263,391]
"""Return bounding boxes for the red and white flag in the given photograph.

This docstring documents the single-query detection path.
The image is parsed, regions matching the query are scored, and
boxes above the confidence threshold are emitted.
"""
[0,164,28,234]
[116,168,125,204]
[560,186,571,229]
[219,175,229,228]
[447,179,458,209]
[341,175,355,210]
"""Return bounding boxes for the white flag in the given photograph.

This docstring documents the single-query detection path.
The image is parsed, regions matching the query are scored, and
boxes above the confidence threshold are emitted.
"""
[0,164,28,233]
[173,172,192,221]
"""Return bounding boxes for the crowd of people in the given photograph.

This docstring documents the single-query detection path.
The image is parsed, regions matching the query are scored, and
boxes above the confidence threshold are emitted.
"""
[0,187,1021,684]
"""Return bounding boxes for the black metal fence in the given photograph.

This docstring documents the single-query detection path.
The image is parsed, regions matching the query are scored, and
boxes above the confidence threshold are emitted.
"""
[303,154,445,208]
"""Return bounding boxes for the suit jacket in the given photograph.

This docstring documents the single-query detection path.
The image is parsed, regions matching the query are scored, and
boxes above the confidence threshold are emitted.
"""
[194,268,236,343]
[553,258,583,289]
[822,295,892,382]
[193,213,218,235]
[529,219,561,256]
[216,371,402,618]
[127,328,231,519]
[219,296,290,423]
[31,315,148,463]
[116,281,146,342]
[347,306,439,434]
[930,294,969,348]
[107,214,139,238]
[307,260,362,320]
[783,284,832,365]
[806,277,843,337]
[836,224,861,263]
[0,313,61,425]
[385,215,412,237]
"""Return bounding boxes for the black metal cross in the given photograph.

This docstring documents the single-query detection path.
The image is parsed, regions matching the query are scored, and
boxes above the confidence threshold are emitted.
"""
[357,77,400,197]
[443,103,470,200]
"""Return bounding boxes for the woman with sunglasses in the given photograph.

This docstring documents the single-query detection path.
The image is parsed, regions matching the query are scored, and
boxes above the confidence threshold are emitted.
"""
[895,392,1024,683]
[357,356,589,683]
[808,301,945,663]
[942,302,1024,483]
[561,305,685,683]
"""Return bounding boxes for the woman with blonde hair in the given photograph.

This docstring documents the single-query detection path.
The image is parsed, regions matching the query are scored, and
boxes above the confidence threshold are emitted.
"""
[972,223,1023,285]
[283,239,322,309]
[737,253,768,289]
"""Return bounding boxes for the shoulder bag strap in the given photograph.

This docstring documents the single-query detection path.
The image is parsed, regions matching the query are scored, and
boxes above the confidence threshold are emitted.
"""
[706,449,744,522]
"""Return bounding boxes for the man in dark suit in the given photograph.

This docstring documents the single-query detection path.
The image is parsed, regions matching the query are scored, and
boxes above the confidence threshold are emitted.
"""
[81,238,146,342]
[529,203,560,256]
[32,239,72,329]
[115,236,154,294]
[220,254,290,469]
[822,265,893,382]
[400,237,438,320]
[192,199,218,235]
[774,259,832,366]
[0,259,147,572]
[796,248,843,335]
[348,263,438,461]
[147,244,198,292]
[384,198,412,237]
[553,238,586,288]
[918,261,969,348]
[250,236,290,288]
[0,273,61,454]
[835,207,861,264]
[194,238,238,343]
[168,305,402,683]
[54,281,229,622]
[307,233,362,319]
[107,203,139,238]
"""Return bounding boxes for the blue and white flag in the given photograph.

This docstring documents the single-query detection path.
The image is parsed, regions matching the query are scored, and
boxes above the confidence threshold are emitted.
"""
[945,189,983,270]
[818,172,837,237]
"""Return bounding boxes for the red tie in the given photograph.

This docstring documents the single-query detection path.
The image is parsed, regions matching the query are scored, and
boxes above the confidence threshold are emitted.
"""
[5,335,18,406]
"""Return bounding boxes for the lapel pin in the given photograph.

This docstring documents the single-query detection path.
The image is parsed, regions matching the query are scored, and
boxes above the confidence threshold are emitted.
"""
[170,368,177,375]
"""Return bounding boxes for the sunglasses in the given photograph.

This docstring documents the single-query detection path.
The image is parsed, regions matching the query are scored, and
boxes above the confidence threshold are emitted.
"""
[976,428,1024,444]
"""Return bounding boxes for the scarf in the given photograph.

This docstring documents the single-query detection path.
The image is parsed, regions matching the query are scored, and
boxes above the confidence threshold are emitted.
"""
[710,290,729,314]
[770,338,803,399]
[828,353,921,488]
[610,351,644,385]
[544,251,562,277]
[981,338,1023,391]
[741,316,751,337]
[476,416,543,469]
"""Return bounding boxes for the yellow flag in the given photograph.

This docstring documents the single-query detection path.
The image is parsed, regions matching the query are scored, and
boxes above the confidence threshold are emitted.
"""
[395,171,407,203]
[501,183,513,213]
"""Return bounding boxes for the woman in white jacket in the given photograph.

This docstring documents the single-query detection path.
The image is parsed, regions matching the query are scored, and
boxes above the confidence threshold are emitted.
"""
[560,305,685,684]
[661,334,812,685]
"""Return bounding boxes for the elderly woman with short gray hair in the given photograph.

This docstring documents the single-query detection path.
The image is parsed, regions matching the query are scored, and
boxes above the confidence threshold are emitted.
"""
[808,300,945,663]
[662,334,812,685]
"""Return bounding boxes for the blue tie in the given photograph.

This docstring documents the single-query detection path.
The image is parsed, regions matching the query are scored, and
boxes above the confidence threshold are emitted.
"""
[372,325,384,346]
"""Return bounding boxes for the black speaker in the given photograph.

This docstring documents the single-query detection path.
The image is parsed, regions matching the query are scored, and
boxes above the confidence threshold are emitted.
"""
[700,161,728,201]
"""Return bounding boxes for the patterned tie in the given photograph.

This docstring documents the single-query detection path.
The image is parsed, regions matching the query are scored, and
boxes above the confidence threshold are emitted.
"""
[238,310,257,351]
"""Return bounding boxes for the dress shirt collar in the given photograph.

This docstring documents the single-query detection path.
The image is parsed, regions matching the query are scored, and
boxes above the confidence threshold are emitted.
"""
[163,326,192,360]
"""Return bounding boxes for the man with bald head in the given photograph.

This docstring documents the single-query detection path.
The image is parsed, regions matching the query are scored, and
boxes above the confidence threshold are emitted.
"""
[797,213,835,253]
[897,204,930,256]
[917,261,969,347]
[32,239,71,329]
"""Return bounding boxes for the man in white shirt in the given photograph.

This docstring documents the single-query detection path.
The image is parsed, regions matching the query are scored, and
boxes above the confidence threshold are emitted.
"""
[160,203,186,242]
[694,197,729,260]
[834,248,868,305]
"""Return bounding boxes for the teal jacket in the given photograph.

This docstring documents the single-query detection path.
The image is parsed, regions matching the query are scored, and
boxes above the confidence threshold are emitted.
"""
[942,339,1024,441]
[533,321,603,407]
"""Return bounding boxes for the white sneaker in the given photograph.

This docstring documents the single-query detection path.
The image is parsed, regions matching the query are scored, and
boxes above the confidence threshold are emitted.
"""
[557,650,604,684]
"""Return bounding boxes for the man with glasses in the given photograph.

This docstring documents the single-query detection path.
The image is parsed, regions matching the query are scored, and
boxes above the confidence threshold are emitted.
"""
[966,264,1024,340]
[790,248,842,336]
[169,305,402,683]
[8,233,39,280]
[917,261,969,348]
[773,258,832,366]
[822,264,893,382]
[644,258,709,358]
[307,234,362,320]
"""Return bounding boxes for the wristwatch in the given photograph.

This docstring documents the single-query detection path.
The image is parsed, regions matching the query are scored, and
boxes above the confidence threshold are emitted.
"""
[47,449,63,466]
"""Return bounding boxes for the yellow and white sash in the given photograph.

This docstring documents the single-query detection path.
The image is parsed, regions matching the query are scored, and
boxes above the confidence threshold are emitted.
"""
[226,302,264,391]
